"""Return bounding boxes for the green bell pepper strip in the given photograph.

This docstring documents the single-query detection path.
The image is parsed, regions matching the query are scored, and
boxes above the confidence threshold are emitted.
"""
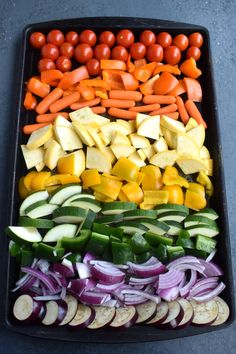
[92,223,123,239]
[112,242,134,264]
[61,230,91,251]
[144,231,173,247]
[80,210,96,231]
[153,244,168,263]
[9,241,22,258]
[167,245,185,261]
[66,253,82,263]
[86,232,109,256]
[33,243,65,262]
[195,234,217,253]
[130,233,151,254]
[134,251,152,264]
[176,230,194,249]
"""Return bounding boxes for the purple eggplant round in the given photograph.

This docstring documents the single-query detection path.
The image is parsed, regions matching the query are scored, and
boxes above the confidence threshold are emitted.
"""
[159,300,184,329]
[69,304,95,328]
[210,296,230,326]
[147,302,169,325]
[59,295,78,326]
[41,300,67,326]
[110,306,137,328]
[13,294,43,323]
[176,298,194,329]
[190,299,219,326]
[135,300,157,324]
[87,306,116,329]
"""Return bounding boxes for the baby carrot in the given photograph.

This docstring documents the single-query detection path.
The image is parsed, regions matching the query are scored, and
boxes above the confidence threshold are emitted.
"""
[129,103,161,112]
[23,91,37,110]
[109,90,142,101]
[36,112,69,123]
[36,87,63,114]
[70,97,101,110]
[149,103,178,116]
[91,106,106,114]
[143,95,176,105]
[41,69,64,85]
[185,100,207,128]
[162,112,179,120]
[108,107,137,120]
[49,91,80,113]
[23,123,49,135]
[176,96,189,124]
[101,99,135,108]
[27,77,50,98]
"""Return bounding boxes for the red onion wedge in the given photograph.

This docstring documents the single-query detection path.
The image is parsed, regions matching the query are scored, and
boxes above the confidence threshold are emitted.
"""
[110,306,137,328]
[87,306,116,329]
[83,252,97,264]
[53,260,75,278]
[69,304,95,328]
[80,291,111,305]
[75,262,91,279]
[179,270,197,297]
[95,281,124,293]
[91,264,125,284]
[41,300,67,326]
[188,277,219,298]
[121,289,161,304]
[129,275,158,286]
[68,278,96,297]
[147,302,169,325]
[176,298,194,329]
[135,300,157,324]
[167,256,200,269]
[21,267,58,293]
[190,299,219,326]
[211,296,230,326]
[13,294,43,323]
[199,260,223,277]
[127,261,165,278]
[158,269,185,290]
[191,282,226,302]
[158,287,179,302]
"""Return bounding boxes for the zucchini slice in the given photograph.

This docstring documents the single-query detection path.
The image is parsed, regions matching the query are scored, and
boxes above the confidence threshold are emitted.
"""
[49,184,82,205]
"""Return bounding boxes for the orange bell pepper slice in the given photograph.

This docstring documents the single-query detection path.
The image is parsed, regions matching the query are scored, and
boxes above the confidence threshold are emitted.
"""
[120,72,139,91]
[134,58,147,67]
[27,77,50,98]
[153,72,179,95]
[153,64,181,76]
[127,54,135,73]
[58,66,89,90]
[100,59,126,71]
[77,85,96,101]
[139,73,160,95]
[80,78,111,91]
[183,77,202,102]
[168,79,186,96]
[94,87,108,99]
[180,58,202,79]
[23,91,37,110]
[133,62,156,82]
[41,70,64,85]
[102,70,124,90]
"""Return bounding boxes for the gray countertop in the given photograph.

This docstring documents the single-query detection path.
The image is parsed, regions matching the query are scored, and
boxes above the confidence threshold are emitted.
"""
[0,0,235,353]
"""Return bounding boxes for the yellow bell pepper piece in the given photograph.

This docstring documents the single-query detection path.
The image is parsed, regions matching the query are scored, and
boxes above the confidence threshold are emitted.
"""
[102,173,123,181]
[122,182,143,204]
[136,172,145,186]
[92,175,122,200]
[24,171,38,191]
[162,166,189,188]
[57,150,85,177]
[93,191,114,202]
[45,174,81,187]
[184,182,206,211]
[143,190,169,205]
[140,165,162,190]
[19,176,29,199]
[139,202,156,210]
[31,171,51,191]
[188,182,205,196]
[118,190,129,202]
[81,169,101,188]
[111,158,139,182]
[196,171,214,197]
[162,185,184,205]
[46,185,59,193]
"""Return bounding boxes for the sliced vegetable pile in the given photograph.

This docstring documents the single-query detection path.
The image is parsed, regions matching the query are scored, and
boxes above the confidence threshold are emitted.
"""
[6,27,230,329]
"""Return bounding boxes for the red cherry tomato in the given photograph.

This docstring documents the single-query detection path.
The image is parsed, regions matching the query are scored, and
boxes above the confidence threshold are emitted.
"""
[140,30,156,47]
[79,30,97,47]
[47,29,64,47]
[99,31,115,47]
[186,46,201,61]
[38,58,56,72]
[41,43,59,61]
[111,46,128,61]
[172,34,189,52]
[59,42,74,58]
[116,29,135,48]
[188,32,203,48]
[86,58,101,76]
[146,44,163,62]
[74,43,93,63]
[65,31,79,46]
[29,32,46,49]
[93,44,111,60]
[56,56,72,72]
[164,45,181,65]
[129,42,146,60]
[157,32,172,48]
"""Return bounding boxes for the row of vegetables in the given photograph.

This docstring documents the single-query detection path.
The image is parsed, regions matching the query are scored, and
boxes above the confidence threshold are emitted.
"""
[6,27,230,329]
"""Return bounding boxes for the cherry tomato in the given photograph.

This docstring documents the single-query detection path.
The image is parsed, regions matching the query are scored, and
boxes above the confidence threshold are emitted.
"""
[86,58,101,76]
[74,43,93,63]
[59,42,74,58]
[111,46,128,61]
[116,29,135,48]
[99,31,115,47]
[129,42,146,60]
[188,32,203,48]
[140,30,156,47]
[47,29,64,47]
[56,56,72,72]
[38,58,56,72]
[93,44,111,60]
[172,34,189,52]
[146,44,163,62]
[41,43,59,61]
[79,30,97,47]
[164,45,181,65]
[65,31,79,46]
[186,46,201,61]
[29,32,46,49]
[156,32,172,48]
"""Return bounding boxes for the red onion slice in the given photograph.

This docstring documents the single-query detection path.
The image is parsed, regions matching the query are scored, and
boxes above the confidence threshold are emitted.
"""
[80,291,111,305]
[21,267,58,293]
[127,261,165,278]
[192,282,226,302]
[199,260,223,277]
[121,289,161,304]
[167,256,200,269]
[158,287,179,302]
[159,269,185,290]
[91,264,125,284]
[179,270,197,297]
[75,262,91,279]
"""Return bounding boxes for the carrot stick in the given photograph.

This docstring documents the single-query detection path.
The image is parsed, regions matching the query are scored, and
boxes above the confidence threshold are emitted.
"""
[23,91,37,110]
[143,95,176,105]
[164,112,179,120]
[91,106,106,114]
[185,100,207,128]
[176,96,189,124]
[41,69,64,85]
[23,123,49,135]
[108,107,137,120]
[27,77,50,98]
[36,87,63,114]
[109,90,142,101]
[168,79,186,96]
[100,59,126,71]
[36,112,69,123]
[129,103,161,113]
[149,103,178,116]
[70,97,101,110]
[49,91,80,113]
[101,99,135,108]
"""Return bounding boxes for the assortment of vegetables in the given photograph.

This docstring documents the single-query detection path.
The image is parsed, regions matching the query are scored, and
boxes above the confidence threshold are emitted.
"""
[6,27,230,330]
